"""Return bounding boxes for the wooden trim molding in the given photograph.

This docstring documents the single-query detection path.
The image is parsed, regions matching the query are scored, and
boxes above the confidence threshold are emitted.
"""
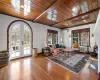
[62,21,96,29]
[47,29,58,34]
[72,28,90,33]
[7,20,33,51]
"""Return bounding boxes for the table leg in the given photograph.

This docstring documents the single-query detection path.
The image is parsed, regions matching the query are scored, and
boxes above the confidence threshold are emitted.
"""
[66,52,69,57]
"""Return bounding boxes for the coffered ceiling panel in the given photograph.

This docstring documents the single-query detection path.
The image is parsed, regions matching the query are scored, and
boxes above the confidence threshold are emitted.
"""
[54,10,98,28]
[98,0,100,7]
[0,3,36,20]
[0,0,100,29]
[0,0,57,20]
[34,0,100,28]
[34,0,81,25]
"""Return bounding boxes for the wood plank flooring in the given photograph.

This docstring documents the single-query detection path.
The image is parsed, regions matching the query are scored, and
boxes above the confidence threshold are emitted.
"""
[0,56,98,80]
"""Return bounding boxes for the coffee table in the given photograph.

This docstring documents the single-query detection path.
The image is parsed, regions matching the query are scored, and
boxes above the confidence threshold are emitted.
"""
[64,48,73,57]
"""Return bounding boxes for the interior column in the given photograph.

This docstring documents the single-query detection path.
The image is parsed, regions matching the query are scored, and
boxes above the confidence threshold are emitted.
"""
[94,10,100,73]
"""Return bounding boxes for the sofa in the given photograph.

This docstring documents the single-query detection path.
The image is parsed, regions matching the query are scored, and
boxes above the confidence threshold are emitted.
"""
[48,44,65,55]
[72,42,79,52]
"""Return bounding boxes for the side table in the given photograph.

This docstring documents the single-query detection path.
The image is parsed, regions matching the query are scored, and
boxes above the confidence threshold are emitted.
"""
[42,47,51,56]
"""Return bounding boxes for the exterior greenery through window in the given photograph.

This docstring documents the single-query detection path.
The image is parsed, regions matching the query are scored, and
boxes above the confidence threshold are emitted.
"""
[47,29,58,45]
[72,28,90,46]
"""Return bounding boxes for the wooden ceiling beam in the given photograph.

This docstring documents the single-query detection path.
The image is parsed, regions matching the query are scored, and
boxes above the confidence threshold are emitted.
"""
[52,7,100,26]
[34,0,61,21]
[61,20,96,29]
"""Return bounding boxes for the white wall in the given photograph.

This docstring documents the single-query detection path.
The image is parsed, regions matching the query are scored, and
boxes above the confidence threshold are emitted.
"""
[94,10,100,73]
[62,24,96,51]
[0,14,62,53]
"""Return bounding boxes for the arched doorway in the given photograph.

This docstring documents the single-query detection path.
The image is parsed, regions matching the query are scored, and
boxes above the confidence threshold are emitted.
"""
[8,20,33,60]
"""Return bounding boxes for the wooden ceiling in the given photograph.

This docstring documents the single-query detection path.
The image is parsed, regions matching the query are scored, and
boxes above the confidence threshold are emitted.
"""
[0,0,100,29]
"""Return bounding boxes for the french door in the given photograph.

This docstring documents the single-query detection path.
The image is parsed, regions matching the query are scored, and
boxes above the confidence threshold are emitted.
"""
[9,22,32,60]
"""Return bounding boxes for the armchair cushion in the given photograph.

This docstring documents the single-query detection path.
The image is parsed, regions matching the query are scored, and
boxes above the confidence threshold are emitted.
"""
[73,43,79,48]
[55,44,60,48]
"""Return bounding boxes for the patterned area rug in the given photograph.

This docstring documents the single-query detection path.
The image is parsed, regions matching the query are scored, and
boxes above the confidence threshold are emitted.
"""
[47,53,89,73]
[89,60,98,73]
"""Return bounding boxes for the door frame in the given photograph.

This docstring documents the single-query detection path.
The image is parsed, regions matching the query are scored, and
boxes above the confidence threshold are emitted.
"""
[7,20,33,58]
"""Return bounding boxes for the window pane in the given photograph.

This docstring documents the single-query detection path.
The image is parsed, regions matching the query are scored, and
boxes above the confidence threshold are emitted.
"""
[80,32,89,46]
[52,33,57,44]
[47,33,52,45]
[47,30,58,45]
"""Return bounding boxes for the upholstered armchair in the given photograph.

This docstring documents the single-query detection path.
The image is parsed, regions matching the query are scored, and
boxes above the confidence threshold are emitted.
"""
[72,42,79,51]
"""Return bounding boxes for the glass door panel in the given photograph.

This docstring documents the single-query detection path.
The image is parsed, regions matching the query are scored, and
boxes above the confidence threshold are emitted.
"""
[23,25,31,56]
[10,24,21,59]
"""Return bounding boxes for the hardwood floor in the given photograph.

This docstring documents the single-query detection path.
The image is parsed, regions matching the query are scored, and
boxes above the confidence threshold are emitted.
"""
[0,56,98,80]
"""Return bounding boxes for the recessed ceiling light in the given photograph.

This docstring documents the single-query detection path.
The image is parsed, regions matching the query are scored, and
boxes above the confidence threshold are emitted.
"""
[21,5,24,8]
[72,7,77,12]
[83,20,86,22]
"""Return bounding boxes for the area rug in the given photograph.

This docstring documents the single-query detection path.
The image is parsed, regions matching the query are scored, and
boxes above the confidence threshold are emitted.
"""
[89,60,98,73]
[46,54,89,73]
